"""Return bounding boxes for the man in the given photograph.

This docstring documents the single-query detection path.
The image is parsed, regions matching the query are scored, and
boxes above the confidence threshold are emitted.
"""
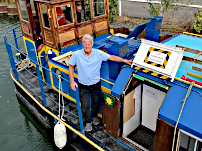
[69,34,133,132]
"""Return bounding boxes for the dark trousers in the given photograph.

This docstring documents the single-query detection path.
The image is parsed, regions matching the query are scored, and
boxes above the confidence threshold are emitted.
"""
[78,81,101,123]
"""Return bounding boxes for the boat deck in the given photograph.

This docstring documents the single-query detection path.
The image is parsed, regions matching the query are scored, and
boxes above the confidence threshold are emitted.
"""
[13,67,141,151]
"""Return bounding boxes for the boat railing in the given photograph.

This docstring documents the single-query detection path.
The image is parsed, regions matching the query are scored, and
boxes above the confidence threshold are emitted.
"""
[4,25,84,133]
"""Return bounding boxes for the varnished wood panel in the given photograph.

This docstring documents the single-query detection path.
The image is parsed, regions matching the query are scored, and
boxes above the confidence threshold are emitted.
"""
[44,31,54,43]
[102,93,120,138]
[95,20,107,32]
[153,119,179,151]
[59,30,75,43]
[78,24,92,37]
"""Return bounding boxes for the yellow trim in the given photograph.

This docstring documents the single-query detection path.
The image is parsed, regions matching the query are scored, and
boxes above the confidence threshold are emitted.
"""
[100,78,114,85]
[22,36,46,80]
[175,77,202,89]
[49,62,77,102]
[49,62,112,95]
[97,113,102,118]
[110,28,114,35]
[183,32,202,38]
[23,36,37,68]
[187,72,202,79]
[10,69,104,151]
[101,86,111,94]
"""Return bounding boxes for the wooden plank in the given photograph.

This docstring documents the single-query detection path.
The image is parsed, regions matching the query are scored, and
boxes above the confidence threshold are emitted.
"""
[153,119,179,151]
[95,20,107,32]
[59,29,75,43]
[78,24,93,37]
[102,93,120,138]
[44,31,54,43]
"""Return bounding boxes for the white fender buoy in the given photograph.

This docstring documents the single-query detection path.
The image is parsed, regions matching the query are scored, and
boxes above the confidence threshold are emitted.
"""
[54,121,67,149]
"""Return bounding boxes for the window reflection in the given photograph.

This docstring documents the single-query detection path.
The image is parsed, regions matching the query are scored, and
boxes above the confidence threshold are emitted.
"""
[19,0,28,21]
[41,4,50,28]
[23,24,30,33]
[93,0,105,17]
[75,1,85,23]
[56,5,73,26]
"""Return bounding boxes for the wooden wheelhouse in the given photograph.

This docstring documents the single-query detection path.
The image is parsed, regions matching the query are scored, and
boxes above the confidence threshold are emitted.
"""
[15,0,110,50]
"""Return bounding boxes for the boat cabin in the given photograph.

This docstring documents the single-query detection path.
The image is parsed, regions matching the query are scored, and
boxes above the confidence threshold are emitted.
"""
[16,0,109,49]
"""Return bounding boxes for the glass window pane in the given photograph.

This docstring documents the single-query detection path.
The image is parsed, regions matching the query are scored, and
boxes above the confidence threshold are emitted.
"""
[41,4,50,28]
[56,5,73,26]
[30,0,36,16]
[19,0,28,21]
[23,24,30,34]
[84,0,91,21]
[93,0,105,17]
[75,1,90,23]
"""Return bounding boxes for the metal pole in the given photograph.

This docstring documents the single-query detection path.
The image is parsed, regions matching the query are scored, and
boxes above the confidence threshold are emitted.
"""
[6,43,19,81]
[119,0,122,16]
[36,64,47,106]
[75,87,84,133]
[13,28,19,50]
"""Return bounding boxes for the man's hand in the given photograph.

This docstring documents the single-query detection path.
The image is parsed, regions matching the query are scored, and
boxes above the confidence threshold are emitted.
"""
[125,59,133,66]
[70,81,78,91]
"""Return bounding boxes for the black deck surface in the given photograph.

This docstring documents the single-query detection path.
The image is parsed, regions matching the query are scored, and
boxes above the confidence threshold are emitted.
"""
[13,68,131,151]
[127,125,155,150]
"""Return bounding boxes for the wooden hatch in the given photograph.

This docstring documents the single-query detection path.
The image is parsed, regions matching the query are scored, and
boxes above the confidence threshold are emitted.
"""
[15,0,110,50]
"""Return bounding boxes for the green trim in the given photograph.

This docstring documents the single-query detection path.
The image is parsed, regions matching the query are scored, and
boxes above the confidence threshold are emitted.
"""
[133,74,168,90]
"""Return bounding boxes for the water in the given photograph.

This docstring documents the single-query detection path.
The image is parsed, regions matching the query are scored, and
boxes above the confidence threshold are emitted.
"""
[0,15,55,151]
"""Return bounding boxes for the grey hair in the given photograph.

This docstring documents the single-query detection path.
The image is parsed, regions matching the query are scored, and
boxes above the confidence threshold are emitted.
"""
[82,34,93,46]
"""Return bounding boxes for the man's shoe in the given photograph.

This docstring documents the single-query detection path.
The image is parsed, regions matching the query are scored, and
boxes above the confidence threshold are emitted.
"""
[85,122,92,132]
[92,117,100,125]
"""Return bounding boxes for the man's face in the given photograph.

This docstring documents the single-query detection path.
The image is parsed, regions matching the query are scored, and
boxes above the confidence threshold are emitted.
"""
[76,2,82,11]
[83,39,93,54]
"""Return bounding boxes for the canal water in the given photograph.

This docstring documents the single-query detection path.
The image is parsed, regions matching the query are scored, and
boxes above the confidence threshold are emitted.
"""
[0,15,57,151]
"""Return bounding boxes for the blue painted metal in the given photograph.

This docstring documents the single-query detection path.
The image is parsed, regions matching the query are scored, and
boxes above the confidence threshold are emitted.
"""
[158,83,202,139]
[75,87,84,133]
[111,67,133,98]
[25,39,38,63]
[5,44,19,81]
[36,64,47,106]
[145,16,163,42]
[127,23,146,39]
[13,28,19,50]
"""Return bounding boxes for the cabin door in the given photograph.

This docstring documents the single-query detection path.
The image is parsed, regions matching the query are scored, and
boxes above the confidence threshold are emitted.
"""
[142,84,166,131]
[38,3,56,48]
[16,0,35,39]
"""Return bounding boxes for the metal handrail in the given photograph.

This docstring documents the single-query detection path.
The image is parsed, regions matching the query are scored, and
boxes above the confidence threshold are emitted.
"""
[4,25,84,132]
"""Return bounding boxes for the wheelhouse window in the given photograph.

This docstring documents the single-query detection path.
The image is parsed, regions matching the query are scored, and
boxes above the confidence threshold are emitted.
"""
[41,4,50,28]
[75,0,90,23]
[18,0,28,21]
[93,0,105,17]
[56,5,73,26]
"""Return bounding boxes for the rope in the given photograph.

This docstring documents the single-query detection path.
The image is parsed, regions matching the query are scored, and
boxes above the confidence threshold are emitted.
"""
[16,58,33,72]
[171,82,195,151]
[58,75,65,120]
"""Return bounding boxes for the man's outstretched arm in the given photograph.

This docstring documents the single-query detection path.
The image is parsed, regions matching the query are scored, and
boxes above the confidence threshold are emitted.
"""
[109,55,133,66]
